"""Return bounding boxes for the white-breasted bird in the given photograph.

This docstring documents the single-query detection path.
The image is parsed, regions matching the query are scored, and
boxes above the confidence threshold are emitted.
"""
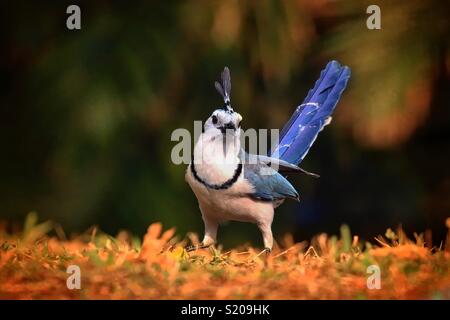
[186,62,350,252]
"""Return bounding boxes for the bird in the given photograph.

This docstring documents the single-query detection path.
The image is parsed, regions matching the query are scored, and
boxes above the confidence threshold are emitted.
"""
[185,61,351,253]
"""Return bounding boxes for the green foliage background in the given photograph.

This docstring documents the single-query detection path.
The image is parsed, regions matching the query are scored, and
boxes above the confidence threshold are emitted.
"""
[0,1,448,247]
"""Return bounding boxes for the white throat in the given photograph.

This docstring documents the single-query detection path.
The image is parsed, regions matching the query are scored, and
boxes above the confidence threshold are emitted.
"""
[192,130,241,185]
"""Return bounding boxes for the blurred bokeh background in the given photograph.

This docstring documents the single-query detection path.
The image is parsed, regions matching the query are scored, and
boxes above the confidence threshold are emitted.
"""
[1,0,449,247]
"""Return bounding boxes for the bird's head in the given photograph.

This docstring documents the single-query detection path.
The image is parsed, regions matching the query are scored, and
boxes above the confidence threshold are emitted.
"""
[204,67,242,138]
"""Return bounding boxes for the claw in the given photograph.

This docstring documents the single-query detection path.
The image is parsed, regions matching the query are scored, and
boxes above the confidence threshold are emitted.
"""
[263,247,272,267]
[184,245,196,252]
[251,247,272,261]
[184,242,209,252]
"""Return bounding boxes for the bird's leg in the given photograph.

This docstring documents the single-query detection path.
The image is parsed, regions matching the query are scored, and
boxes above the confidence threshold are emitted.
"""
[257,222,273,256]
[185,215,218,252]
[201,214,218,247]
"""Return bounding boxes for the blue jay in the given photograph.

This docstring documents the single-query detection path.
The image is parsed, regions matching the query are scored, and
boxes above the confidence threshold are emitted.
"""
[186,61,350,253]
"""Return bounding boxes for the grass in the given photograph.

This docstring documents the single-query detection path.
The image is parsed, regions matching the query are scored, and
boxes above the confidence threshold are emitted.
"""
[0,213,449,299]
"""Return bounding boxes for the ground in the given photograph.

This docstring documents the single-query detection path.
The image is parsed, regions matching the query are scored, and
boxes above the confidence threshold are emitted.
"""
[1,213,449,299]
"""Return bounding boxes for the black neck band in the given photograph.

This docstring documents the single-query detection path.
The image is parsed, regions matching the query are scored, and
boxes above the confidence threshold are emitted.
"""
[190,154,242,190]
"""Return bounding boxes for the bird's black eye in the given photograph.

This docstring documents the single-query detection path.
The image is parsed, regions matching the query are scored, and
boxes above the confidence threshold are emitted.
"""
[212,115,218,125]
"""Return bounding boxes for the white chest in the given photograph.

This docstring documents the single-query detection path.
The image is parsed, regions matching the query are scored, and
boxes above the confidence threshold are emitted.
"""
[185,132,264,222]
[192,132,241,185]
[185,166,265,223]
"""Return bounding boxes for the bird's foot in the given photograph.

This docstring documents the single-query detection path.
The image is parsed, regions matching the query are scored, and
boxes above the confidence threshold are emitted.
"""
[184,242,210,252]
[262,247,272,267]
[252,247,272,261]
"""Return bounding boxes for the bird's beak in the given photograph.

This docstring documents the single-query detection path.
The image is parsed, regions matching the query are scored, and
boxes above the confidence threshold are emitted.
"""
[220,122,237,156]
[220,122,236,135]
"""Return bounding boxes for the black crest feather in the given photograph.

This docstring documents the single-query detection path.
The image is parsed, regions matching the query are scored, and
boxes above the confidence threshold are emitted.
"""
[215,67,232,110]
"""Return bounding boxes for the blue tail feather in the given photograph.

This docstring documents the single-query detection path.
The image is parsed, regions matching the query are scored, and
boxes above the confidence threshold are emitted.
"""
[272,61,351,165]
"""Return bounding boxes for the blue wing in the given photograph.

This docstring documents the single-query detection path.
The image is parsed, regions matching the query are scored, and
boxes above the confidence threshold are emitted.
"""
[244,164,299,201]
[241,151,299,202]
[272,61,351,165]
